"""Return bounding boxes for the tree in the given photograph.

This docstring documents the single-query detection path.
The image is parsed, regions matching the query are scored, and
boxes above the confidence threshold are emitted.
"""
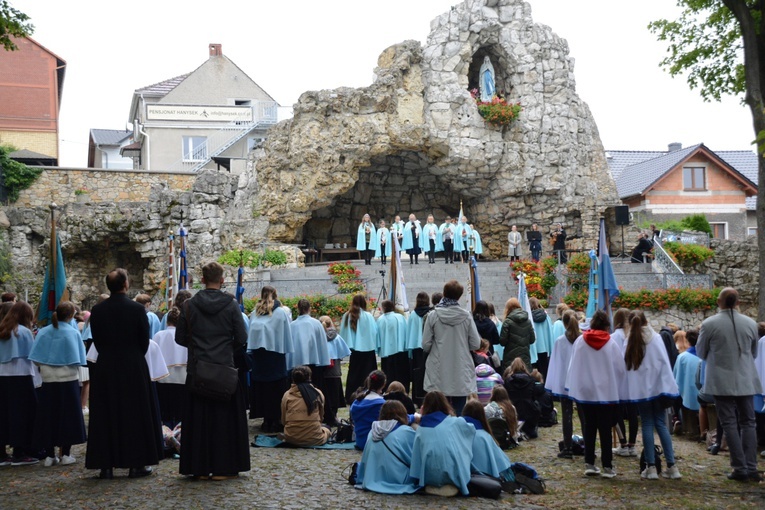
[649,1,765,319]
[0,0,33,51]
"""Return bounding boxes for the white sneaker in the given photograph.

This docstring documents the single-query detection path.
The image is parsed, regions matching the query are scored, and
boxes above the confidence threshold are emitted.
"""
[60,455,76,465]
[613,446,631,457]
[628,446,638,457]
[641,465,659,480]
[584,464,601,476]
[82,407,89,416]
[43,456,59,467]
[662,465,682,479]
[424,484,459,497]
[600,467,617,478]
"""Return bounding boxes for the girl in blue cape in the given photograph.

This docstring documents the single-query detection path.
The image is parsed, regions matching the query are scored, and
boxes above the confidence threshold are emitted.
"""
[453,217,473,264]
[377,300,409,393]
[340,295,378,404]
[350,370,387,451]
[375,219,391,265]
[410,391,475,497]
[0,301,39,466]
[461,399,513,480]
[356,400,419,494]
[422,215,442,264]
[28,301,87,466]
[356,214,378,266]
[248,286,294,433]
[469,224,483,257]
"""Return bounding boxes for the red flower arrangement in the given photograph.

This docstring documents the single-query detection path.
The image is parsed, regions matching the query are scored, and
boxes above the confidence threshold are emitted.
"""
[470,89,522,126]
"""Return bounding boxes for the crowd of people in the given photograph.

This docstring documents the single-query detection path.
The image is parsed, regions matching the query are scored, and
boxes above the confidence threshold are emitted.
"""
[1,260,764,495]
[356,213,483,266]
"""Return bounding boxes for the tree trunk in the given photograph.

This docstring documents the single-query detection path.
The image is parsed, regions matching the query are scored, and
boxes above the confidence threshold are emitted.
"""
[723,0,765,318]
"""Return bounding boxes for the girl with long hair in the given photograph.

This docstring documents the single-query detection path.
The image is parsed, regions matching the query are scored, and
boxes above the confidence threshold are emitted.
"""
[0,301,39,465]
[623,310,682,480]
[350,370,388,450]
[611,308,638,458]
[247,286,293,433]
[340,294,378,404]
[461,399,513,481]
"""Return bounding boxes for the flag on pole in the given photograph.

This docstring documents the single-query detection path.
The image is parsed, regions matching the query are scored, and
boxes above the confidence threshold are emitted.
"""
[38,205,68,325]
[469,255,481,311]
[596,217,620,328]
[166,230,175,312]
[517,270,537,363]
[236,251,245,312]
[389,233,409,311]
[178,222,189,291]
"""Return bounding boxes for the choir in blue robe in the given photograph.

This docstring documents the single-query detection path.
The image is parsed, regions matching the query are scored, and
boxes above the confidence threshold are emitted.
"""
[377,311,410,390]
[469,227,483,255]
[453,221,473,253]
[422,222,443,251]
[375,227,392,259]
[356,221,379,252]
[409,412,475,495]
[357,420,419,494]
[405,310,426,351]
[29,322,87,368]
[402,220,426,252]
[340,310,379,403]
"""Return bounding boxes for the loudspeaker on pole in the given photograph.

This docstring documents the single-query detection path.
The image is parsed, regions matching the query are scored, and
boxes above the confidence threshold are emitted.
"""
[614,205,630,226]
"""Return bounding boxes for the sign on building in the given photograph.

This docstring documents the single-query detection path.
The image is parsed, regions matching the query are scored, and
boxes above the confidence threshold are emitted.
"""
[146,105,253,122]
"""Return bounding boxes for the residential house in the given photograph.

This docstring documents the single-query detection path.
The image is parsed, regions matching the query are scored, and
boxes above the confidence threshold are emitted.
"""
[125,43,278,173]
[608,143,758,240]
[0,36,65,164]
[87,129,134,169]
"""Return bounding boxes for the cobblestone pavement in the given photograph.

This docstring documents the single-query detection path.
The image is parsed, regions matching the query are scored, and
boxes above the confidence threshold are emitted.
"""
[2,413,764,509]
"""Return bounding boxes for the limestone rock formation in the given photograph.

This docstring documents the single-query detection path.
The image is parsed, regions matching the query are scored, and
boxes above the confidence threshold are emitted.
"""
[239,0,619,256]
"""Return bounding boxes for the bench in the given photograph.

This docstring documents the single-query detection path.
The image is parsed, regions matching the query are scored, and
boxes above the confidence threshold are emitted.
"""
[319,248,360,262]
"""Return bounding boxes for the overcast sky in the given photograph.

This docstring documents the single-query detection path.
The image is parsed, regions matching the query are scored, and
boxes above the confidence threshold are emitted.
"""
[14,0,755,167]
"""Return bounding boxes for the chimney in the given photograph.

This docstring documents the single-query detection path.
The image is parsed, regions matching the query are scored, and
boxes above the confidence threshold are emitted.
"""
[668,142,682,152]
[209,43,222,57]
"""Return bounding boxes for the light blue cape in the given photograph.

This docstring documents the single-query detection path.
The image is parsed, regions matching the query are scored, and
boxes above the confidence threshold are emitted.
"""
[410,415,475,495]
[356,221,379,251]
[339,311,378,352]
[247,307,294,354]
[0,325,35,363]
[28,322,86,366]
[357,423,419,494]
[377,312,407,357]
[288,314,330,368]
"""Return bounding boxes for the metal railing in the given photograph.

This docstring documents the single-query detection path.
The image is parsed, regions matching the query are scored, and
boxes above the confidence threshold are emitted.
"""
[652,238,712,289]
[164,101,278,173]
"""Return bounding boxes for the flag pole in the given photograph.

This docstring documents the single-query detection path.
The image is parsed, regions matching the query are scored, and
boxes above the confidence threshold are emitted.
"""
[166,229,175,311]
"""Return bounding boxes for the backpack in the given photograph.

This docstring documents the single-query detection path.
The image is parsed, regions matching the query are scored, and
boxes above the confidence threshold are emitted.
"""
[509,462,545,494]
[488,417,517,450]
[329,419,355,444]
[639,445,663,475]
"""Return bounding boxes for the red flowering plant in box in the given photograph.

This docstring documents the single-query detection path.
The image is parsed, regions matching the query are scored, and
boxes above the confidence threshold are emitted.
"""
[470,89,522,126]
[511,259,547,301]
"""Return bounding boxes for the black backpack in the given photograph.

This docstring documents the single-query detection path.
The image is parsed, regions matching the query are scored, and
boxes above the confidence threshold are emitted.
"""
[639,445,663,475]
[488,417,517,450]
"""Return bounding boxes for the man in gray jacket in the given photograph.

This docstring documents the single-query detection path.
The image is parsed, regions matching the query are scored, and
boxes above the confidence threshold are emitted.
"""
[422,280,481,416]
[697,287,762,482]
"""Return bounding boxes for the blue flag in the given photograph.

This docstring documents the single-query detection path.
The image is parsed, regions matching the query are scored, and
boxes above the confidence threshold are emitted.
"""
[587,218,620,327]
[469,255,481,310]
[236,265,245,312]
[39,233,67,324]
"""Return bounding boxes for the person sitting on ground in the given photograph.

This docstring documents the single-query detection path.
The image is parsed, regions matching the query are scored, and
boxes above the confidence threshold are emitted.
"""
[355,400,419,494]
[530,369,557,427]
[280,365,330,447]
[472,338,500,370]
[461,399,513,481]
[475,363,503,405]
[484,385,519,449]
[409,391,475,497]
[350,370,387,450]
[503,357,545,439]
[384,381,416,415]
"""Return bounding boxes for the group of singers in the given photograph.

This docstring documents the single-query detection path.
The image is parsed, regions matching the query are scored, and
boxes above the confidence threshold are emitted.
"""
[508,223,568,263]
[355,213,483,266]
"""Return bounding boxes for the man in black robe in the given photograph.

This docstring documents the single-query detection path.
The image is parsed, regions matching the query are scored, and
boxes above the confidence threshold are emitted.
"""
[175,261,250,479]
[85,268,161,479]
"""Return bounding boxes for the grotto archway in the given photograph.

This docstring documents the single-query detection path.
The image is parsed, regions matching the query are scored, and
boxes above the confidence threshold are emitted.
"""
[301,150,471,249]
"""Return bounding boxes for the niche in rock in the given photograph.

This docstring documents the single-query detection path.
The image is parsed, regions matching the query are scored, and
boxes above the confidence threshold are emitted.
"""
[301,150,464,248]
[66,238,151,308]
[467,46,515,99]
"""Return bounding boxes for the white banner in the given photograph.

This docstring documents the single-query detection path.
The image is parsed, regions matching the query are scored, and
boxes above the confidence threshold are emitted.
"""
[146,105,253,122]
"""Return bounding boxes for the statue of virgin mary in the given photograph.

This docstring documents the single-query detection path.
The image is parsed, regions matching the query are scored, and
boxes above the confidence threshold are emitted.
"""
[479,56,496,102]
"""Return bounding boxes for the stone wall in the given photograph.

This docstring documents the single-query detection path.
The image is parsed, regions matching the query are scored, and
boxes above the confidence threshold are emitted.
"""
[695,236,759,316]
[13,167,195,207]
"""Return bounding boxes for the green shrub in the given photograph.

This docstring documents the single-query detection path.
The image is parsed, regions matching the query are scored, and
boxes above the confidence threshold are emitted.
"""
[564,287,721,312]
[217,249,287,268]
[566,252,591,291]
[680,214,712,235]
[0,145,42,203]
[663,242,714,268]
[244,294,376,321]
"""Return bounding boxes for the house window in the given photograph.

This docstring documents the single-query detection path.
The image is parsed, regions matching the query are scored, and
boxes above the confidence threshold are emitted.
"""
[710,222,727,239]
[182,136,207,161]
[683,166,706,191]
[748,227,757,237]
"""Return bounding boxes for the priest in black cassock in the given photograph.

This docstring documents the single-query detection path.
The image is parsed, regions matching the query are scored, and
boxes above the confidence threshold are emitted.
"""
[175,261,250,480]
[85,268,161,479]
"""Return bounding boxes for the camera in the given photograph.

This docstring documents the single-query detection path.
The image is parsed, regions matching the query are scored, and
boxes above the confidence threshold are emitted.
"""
[379,270,386,276]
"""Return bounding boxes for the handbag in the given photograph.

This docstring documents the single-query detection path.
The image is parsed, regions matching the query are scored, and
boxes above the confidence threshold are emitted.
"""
[188,358,239,402]
[329,419,355,444]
